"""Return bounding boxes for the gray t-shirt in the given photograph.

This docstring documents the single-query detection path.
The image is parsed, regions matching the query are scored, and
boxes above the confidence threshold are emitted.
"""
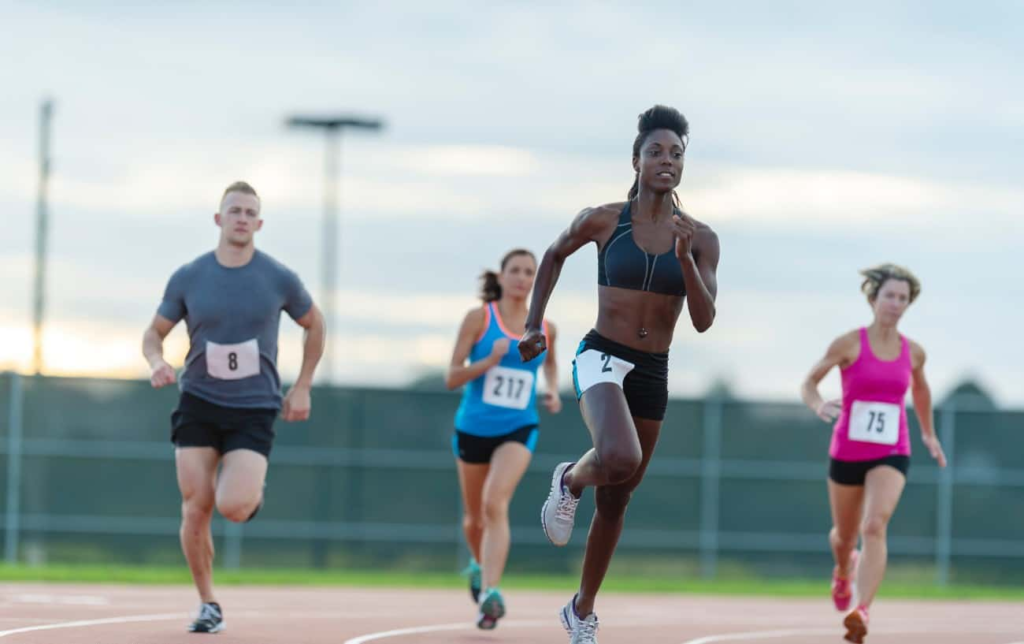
[157,250,313,410]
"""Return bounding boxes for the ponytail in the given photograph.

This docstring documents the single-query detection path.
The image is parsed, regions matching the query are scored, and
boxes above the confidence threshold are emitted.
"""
[478,270,501,302]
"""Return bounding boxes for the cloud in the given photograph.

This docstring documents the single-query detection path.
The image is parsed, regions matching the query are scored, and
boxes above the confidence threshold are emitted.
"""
[398,145,540,177]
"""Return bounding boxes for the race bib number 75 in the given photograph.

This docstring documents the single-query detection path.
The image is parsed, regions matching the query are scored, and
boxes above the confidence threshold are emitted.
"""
[206,339,260,380]
[482,366,534,410]
[848,400,900,445]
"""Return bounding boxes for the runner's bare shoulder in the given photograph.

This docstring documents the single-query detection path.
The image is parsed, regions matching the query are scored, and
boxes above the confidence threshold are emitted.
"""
[575,201,627,246]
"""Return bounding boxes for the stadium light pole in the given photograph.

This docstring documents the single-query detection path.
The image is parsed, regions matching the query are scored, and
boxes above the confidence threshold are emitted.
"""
[285,115,384,384]
[32,99,54,376]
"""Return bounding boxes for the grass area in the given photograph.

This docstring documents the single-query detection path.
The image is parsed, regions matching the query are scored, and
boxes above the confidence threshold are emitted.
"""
[1,564,1022,601]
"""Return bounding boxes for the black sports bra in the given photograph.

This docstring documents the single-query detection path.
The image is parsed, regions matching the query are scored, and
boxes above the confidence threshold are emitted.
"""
[597,201,686,297]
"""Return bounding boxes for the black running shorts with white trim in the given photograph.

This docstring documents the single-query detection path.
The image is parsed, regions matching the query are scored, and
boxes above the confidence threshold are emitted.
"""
[571,329,669,421]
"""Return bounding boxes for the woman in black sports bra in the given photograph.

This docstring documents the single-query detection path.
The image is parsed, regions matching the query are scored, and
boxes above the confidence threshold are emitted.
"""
[519,105,720,641]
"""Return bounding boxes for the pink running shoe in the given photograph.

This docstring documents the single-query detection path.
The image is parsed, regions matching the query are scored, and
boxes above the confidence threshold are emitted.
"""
[843,605,869,643]
[832,550,858,612]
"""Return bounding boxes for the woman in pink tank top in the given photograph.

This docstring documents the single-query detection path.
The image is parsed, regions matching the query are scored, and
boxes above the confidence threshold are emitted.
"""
[801,264,947,644]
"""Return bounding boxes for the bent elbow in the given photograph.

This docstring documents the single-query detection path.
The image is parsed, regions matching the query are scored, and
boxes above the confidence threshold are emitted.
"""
[694,312,716,333]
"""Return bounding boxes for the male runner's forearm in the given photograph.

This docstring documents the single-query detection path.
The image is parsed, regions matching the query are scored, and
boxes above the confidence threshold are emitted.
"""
[525,248,564,330]
[295,323,325,388]
[142,330,165,367]
[679,254,715,332]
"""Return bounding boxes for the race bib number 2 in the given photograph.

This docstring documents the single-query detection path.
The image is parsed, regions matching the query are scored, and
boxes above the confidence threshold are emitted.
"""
[206,339,260,380]
[482,367,534,410]
[848,400,900,445]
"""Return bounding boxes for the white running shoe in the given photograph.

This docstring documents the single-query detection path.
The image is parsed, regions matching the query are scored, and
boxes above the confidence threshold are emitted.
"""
[560,595,599,643]
[542,461,580,546]
[188,602,225,633]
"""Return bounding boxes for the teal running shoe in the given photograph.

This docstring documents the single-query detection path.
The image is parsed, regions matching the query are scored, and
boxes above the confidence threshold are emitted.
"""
[462,559,482,604]
[476,587,506,630]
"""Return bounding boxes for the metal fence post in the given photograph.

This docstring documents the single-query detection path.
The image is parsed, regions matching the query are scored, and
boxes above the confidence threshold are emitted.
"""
[699,396,723,579]
[935,402,956,586]
[5,373,25,564]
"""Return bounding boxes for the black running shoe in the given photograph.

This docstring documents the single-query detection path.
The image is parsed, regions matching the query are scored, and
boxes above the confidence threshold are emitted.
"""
[246,497,264,522]
[188,602,224,634]
[246,483,267,523]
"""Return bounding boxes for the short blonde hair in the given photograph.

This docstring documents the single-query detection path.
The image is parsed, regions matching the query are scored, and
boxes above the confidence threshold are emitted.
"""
[860,263,921,303]
[221,181,259,206]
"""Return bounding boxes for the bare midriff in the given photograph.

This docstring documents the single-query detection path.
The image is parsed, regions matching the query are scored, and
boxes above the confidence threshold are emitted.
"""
[594,285,685,353]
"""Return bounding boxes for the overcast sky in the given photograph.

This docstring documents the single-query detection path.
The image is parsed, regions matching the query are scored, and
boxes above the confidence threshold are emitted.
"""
[1,1,1021,406]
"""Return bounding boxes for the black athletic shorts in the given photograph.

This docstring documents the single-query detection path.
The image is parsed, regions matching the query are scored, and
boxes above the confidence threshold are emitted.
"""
[452,424,539,464]
[829,455,910,486]
[572,329,669,421]
[171,392,277,458]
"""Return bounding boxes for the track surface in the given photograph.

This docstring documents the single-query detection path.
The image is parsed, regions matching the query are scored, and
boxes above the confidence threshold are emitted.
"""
[0,583,1021,643]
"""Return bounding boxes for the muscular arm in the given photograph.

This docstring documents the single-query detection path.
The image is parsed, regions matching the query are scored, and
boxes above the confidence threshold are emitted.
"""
[680,228,720,332]
[280,304,325,422]
[142,314,178,388]
[520,206,614,360]
[293,304,326,389]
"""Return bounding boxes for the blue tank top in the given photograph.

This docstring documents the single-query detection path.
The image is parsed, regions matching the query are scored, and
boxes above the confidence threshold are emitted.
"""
[454,303,548,437]
[597,201,687,297]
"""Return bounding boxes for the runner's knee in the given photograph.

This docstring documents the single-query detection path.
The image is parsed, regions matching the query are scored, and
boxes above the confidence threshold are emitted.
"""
[597,444,642,484]
[861,515,888,540]
[181,496,214,529]
[831,526,858,549]
[463,512,484,533]
[482,495,509,526]
[216,489,261,523]
[218,498,259,523]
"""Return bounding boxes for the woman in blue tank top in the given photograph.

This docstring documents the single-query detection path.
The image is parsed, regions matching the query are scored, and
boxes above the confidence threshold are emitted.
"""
[446,248,561,630]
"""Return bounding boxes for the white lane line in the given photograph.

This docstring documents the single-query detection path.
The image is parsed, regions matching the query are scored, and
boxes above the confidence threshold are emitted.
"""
[7,594,110,606]
[343,619,551,643]
[343,622,476,643]
[0,613,186,638]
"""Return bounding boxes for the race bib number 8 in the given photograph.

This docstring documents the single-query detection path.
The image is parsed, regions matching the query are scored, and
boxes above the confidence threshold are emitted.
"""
[482,367,535,410]
[206,339,261,380]
[848,400,900,445]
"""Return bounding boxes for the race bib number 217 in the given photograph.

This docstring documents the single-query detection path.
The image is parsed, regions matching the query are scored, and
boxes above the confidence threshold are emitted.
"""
[482,367,534,410]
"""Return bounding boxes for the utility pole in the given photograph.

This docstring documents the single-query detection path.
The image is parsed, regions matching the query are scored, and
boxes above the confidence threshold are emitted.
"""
[285,114,384,383]
[32,100,54,375]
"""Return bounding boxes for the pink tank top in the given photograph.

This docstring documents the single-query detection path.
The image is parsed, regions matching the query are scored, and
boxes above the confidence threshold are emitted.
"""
[830,327,912,461]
